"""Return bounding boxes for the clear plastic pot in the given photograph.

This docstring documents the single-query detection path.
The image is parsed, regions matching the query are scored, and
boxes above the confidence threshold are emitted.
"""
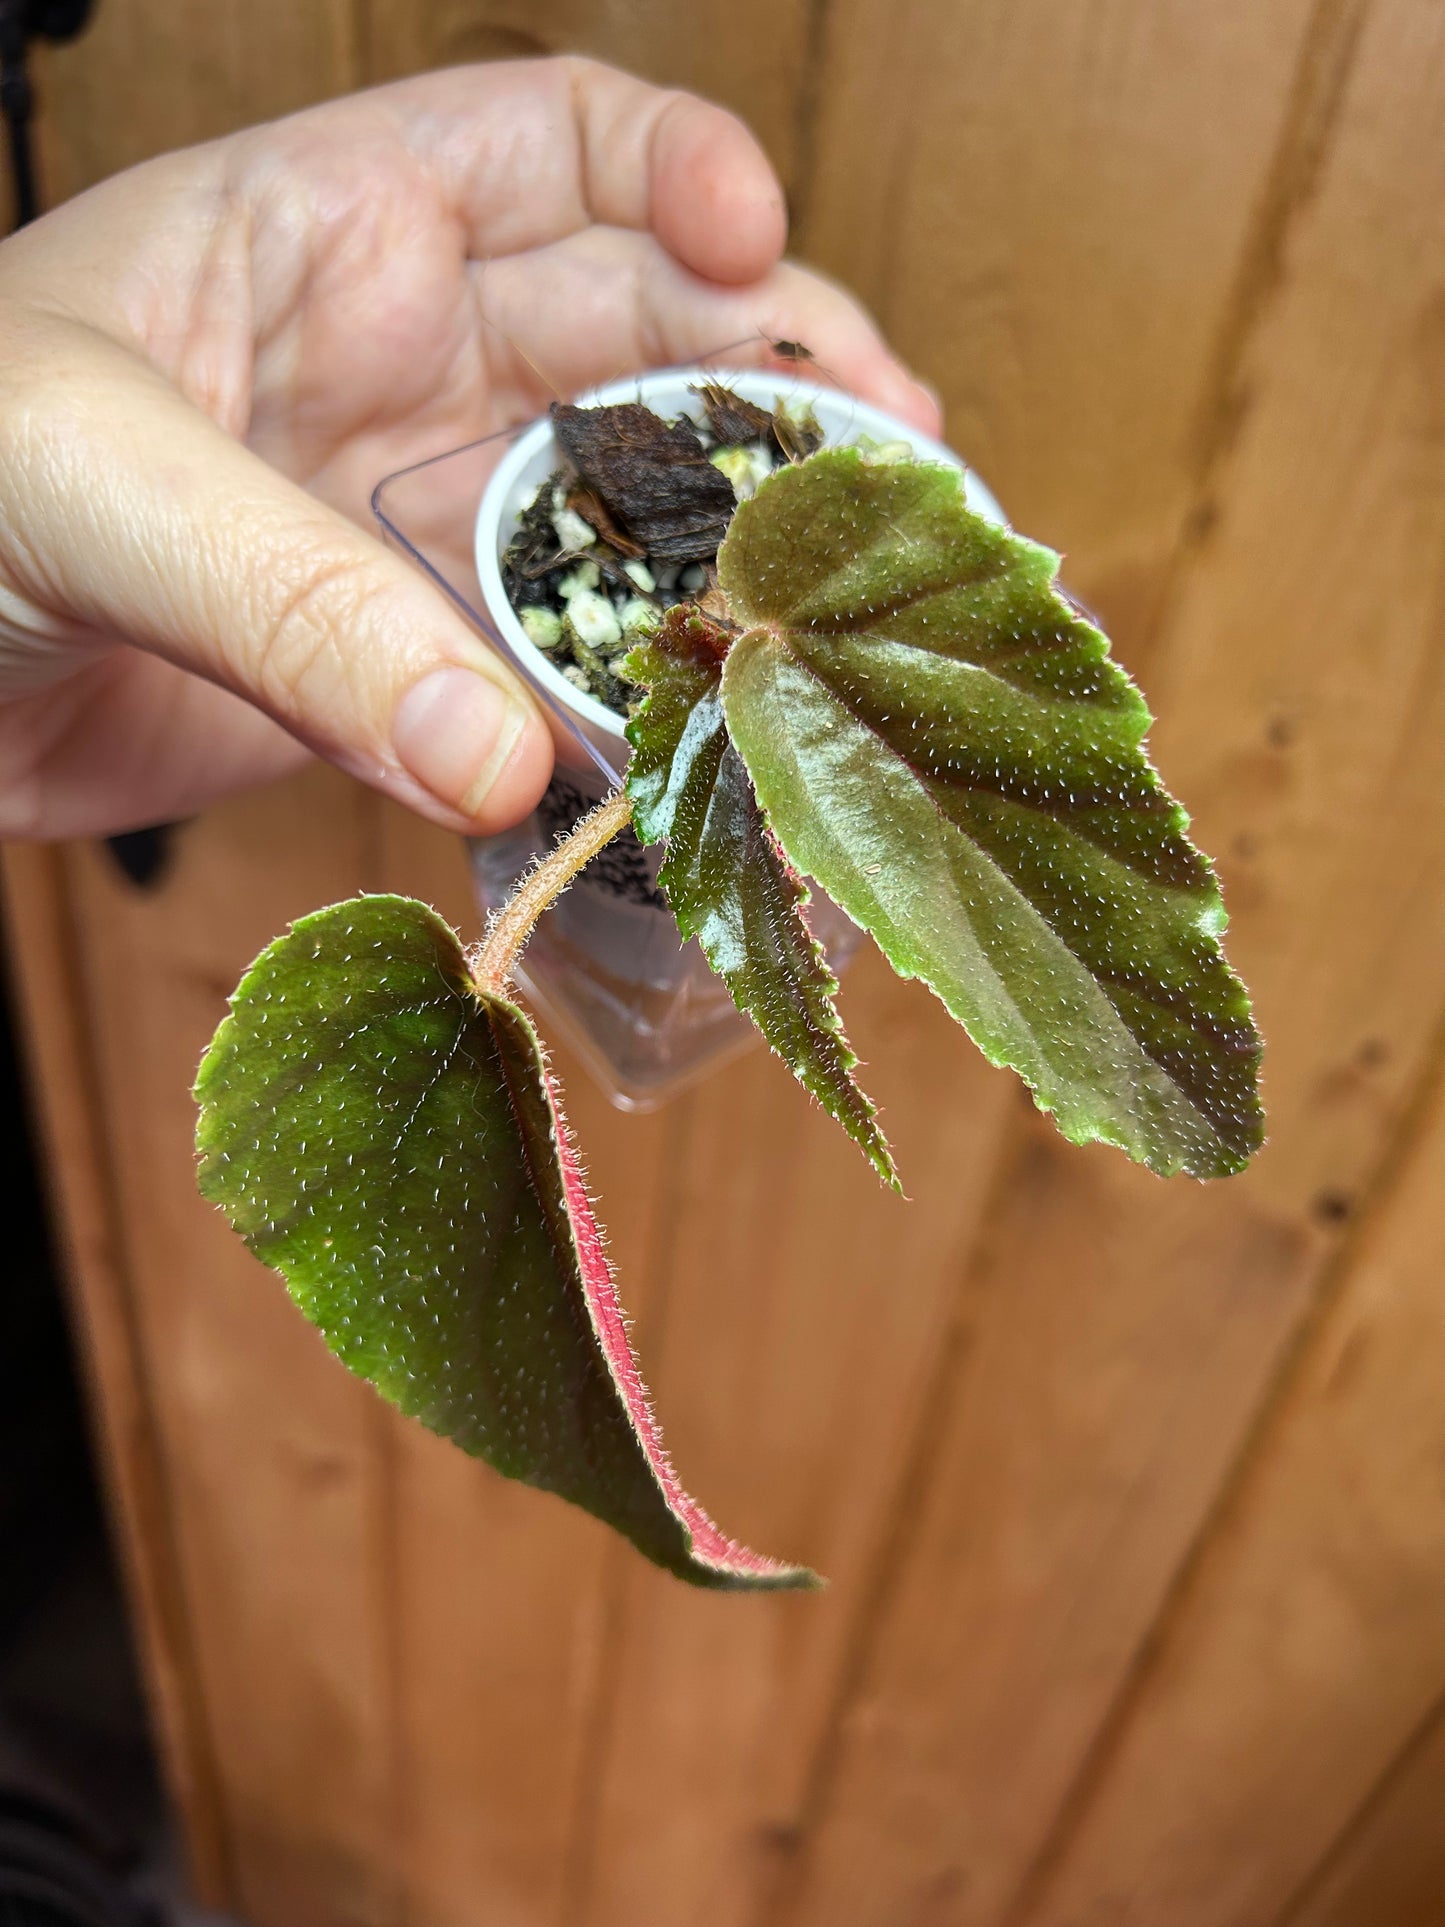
[469,366,1007,1110]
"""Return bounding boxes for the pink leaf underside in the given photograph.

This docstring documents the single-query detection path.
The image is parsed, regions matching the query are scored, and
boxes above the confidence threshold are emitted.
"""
[540,1068,801,1584]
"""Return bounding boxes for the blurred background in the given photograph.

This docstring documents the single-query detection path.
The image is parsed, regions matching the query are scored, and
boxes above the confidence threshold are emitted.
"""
[4,3,1445,1926]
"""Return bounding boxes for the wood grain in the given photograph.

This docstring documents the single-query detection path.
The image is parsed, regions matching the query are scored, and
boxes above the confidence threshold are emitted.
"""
[16,6,366,1919]
[573,960,1017,1927]
[992,29,1445,1910]
[368,807,694,1927]
[364,15,1021,1927]
[51,774,401,1927]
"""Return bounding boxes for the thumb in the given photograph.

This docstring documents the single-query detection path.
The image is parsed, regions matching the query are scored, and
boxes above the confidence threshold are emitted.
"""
[0,310,553,834]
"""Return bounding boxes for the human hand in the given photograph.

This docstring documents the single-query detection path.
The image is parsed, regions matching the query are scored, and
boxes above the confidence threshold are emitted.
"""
[0,58,941,840]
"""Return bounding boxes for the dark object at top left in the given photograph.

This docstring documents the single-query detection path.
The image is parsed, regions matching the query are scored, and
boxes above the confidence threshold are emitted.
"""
[7,0,95,39]
[1,0,97,230]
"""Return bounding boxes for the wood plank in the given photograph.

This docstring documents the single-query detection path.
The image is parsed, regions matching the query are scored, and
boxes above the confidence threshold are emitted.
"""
[1020,1048,1445,1927]
[23,7,813,1918]
[775,3,1445,1923]
[11,788,696,1927]
[362,0,822,199]
[354,13,1020,1927]
[359,737,1012,1927]
[14,11,385,1922]
[360,4,554,78]
[779,1129,1325,1927]
[22,9,1445,1927]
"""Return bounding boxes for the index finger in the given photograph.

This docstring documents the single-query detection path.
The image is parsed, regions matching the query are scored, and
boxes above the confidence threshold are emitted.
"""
[372,55,790,286]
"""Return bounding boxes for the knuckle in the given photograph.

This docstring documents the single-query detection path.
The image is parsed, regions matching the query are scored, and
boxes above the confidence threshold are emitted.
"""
[248,545,393,717]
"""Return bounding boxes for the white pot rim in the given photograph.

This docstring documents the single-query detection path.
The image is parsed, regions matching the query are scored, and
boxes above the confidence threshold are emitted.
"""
[473,366,1007,745]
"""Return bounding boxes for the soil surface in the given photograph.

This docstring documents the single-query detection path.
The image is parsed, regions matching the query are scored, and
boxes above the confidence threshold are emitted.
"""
[500,383,822,716]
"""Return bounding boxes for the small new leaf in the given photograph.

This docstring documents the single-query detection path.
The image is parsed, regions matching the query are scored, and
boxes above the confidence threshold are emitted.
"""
[719,449,1263,1179]
[624,608,897,1187]
[194,895,813,1590]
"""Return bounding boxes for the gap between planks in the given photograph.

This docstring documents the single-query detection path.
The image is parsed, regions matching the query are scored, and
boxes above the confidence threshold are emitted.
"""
[785,0,841,241]
[995,983,1445,1927]
[748,1110,1028,1927]
[349,0,373,91]
[1141,0,1372,667]
[1269,1681,1445,1927]
[366,1380,409,1927]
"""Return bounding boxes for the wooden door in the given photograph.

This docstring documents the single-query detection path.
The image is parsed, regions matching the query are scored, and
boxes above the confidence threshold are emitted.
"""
[8,5,1445,1924]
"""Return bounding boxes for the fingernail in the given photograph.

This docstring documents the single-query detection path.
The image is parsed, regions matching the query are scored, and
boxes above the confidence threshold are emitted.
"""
[881,364,944,433]
[900,369,944,431]
[393,666,529,818]
[914,373,944,415]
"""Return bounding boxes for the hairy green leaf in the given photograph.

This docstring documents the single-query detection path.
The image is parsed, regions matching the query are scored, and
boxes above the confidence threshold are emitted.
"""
[624,608,896,1187]
[719,449,1263,1179]
[194,895,814,1589]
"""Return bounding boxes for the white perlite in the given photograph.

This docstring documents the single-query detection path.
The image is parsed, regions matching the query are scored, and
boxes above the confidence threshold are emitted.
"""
[565,589,623,650]
[519,606,563,651]
[551,505,598,551]
[710,442,775,500]
[857,436,914,465]
[621,597,660,636]
[558,559,601,599]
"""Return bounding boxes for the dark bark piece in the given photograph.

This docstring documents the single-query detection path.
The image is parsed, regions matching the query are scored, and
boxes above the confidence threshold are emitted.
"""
[550,401,737,565]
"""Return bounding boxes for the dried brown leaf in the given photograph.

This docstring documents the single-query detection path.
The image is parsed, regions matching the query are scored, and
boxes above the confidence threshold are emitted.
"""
[550,401,736,565]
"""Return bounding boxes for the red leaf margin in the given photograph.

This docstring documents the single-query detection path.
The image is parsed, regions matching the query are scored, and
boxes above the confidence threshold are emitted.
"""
[539,1064,818,1588]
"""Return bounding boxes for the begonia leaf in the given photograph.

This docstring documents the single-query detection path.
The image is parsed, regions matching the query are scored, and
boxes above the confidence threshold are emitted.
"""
[194,894,813,1589]
[718,449,1263,1179]
[623,607,896,1187]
